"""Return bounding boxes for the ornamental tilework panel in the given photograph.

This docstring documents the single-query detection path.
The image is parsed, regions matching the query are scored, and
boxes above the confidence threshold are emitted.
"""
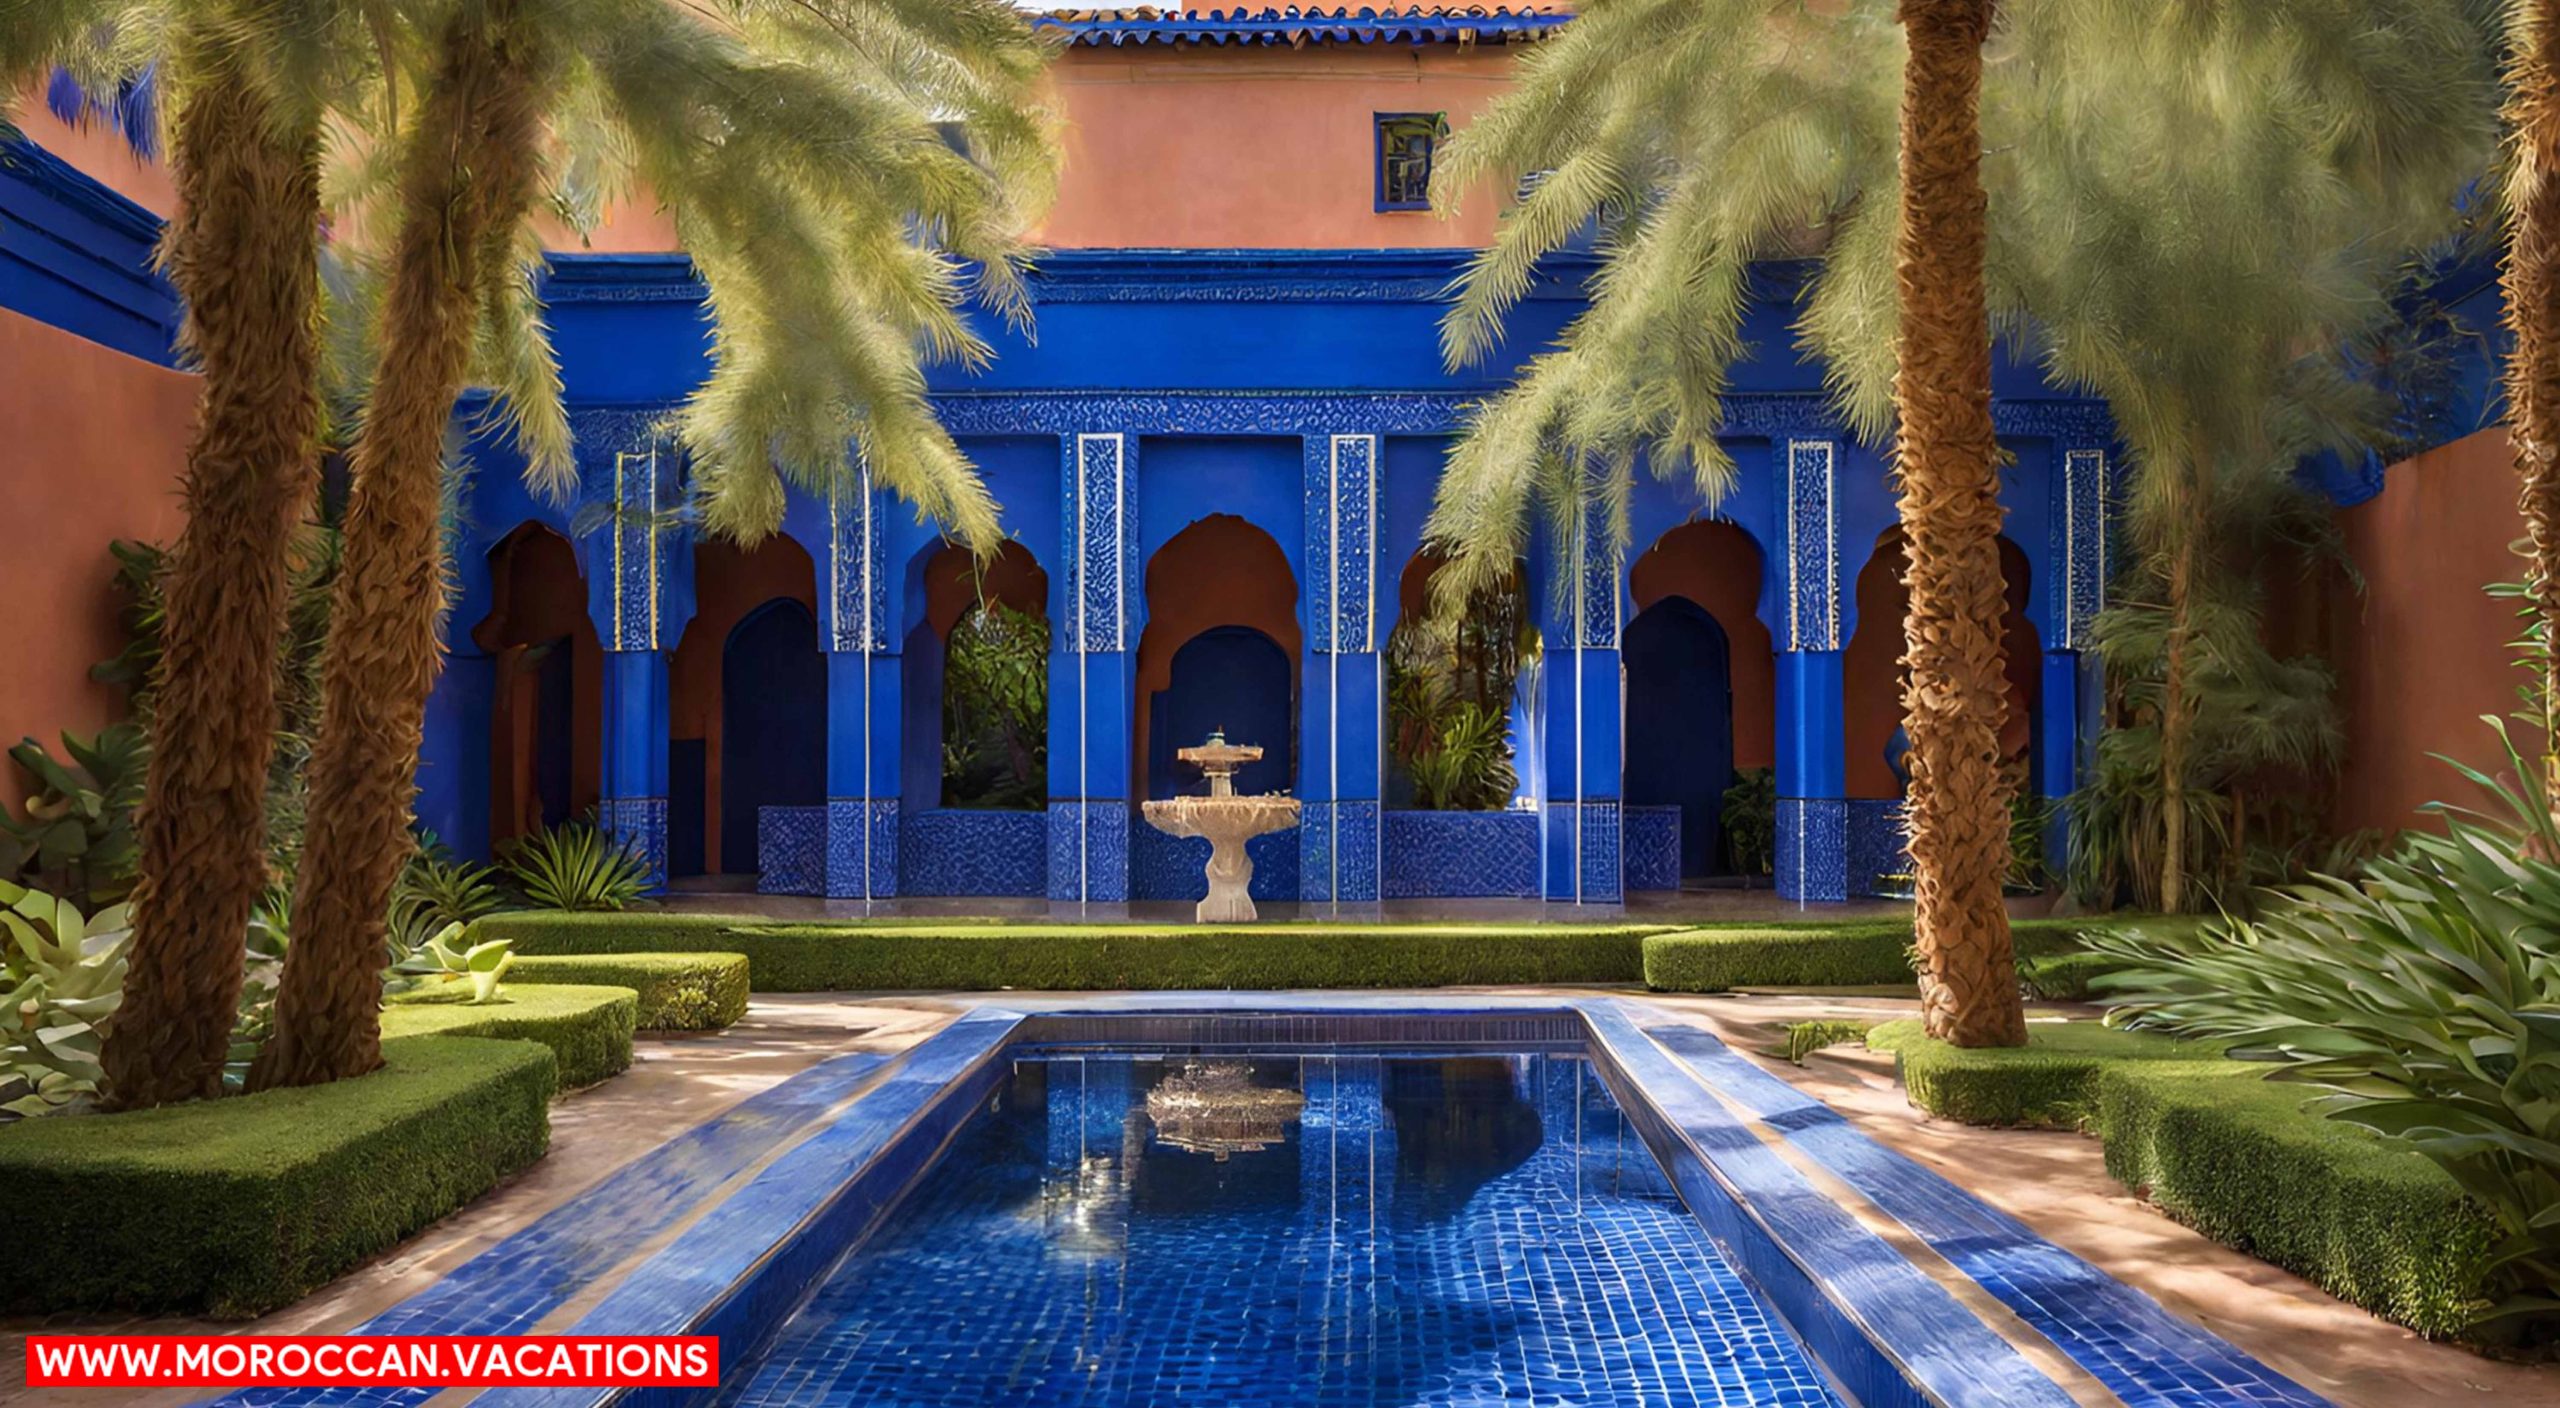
[1785,440,1838,652]
[824,799,899,899]
[571,408,679,652]
[1776,798,1849,903]
[756,805,826,897]
[1297,800,1380,904]
[1304,435,1377,654]
[1046,801,1131,903]
[1623,805,1682,892]
[899,810,1046,897]
[1065,435,1131,654]
[1545,801,1623,903]
[1846,800,1910,898]
[826,466,887,654]
[598,796,668,892]
[2058,448,2109,650]
[1131,819,1300,902]
[1381,810,1539,899]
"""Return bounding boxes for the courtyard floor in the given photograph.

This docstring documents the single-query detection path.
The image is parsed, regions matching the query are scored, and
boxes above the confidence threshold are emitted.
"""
[2,987,2545,1408]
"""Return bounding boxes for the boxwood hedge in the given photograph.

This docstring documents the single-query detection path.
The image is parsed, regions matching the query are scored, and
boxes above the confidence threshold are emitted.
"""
[382,984,638,1088]
[0,1036,553,1318]
[1639,916,2093,993]
[1866,1017,2232,1128]
[505,952,750,1031]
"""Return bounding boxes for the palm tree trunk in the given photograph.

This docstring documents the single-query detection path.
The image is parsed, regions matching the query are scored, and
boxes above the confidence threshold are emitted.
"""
[1893,0,2025,1048]
[2158,477,2198,913]
[98,54,322,1109]
[250,7,549,1090]
[2510,0,2560,792]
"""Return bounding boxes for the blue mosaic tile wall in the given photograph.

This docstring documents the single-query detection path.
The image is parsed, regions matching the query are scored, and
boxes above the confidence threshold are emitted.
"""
[1047,800,1131,903]
[1130,816,1300,902]
[1623,805,1681,892]
[1297,799,1380,904]
[824,798,899,899]
[598,795,668,891]
[900,809,1047,897]
[1544,800,1623,903]
[1775,798,1848,903]
[757,805,825,897]
[1380,810,1538,899]
[1846,799,1909,898]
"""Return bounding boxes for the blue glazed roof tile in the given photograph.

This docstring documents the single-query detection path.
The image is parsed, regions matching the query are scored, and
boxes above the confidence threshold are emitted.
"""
[1034,5,1574,49]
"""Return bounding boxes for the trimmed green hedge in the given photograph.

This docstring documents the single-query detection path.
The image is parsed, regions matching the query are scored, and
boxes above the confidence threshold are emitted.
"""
[506,952,750,1031]
[1866,1018,2232,1128]
[2099,1069,2495,1338]
[476,911,1666,990]
[384,984,638,1088]
[0,1036,553,1318]
[1640,916,2093,993]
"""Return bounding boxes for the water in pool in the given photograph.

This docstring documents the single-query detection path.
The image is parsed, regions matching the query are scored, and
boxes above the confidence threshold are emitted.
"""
[720,1050,1844,1407]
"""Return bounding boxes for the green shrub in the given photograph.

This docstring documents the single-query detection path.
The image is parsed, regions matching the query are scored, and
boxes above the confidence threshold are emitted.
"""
[478,909,765,954]
[508,953,750,1030]
[2017,950,2138,1002]
[1776,1019,1871,1064]
[1866,1018,2233,1128]
[499,820,652,911]
[1641,918,2091,993]
[383,984,637,1088]
[2099,1068,2495,1338]
[0,1035,552,1317]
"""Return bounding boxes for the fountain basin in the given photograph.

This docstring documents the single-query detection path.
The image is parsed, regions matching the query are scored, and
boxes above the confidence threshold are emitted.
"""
[1141,794,1300,922]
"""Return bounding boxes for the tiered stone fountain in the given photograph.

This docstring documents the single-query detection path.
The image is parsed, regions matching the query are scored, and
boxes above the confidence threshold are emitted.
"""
[1141,730,1300,922]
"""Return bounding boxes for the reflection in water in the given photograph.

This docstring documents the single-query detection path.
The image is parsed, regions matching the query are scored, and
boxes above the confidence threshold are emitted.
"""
[1384,1057,1544,1218]
[1144,1059,1307,1160]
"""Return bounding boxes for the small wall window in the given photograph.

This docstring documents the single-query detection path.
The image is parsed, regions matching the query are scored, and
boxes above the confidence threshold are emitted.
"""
[1375,112,1449,212]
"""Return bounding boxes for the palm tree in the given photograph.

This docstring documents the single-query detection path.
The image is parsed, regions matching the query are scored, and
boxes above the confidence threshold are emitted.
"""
[1423,0,2489,1040]
[249,0,1054,1087]
[2508,0,2560,785]
[5,6,353,1107]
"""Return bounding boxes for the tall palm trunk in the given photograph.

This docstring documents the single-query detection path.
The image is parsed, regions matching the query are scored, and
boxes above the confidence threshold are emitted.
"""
[99,55,322,1109]
[1893,0,2024,1048]
[251,7,549,1090]
[2509,0,2560,791]
[2157,471,2200,912]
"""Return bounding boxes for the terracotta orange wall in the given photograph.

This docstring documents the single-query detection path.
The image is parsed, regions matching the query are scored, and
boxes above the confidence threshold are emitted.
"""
[9,87,175,215]
[2332,427,2529,835]
[474,527,604,845]
[671,537,817,873]
[1629,522,1776,771]
[0,310,194,809]
[1037,44,1523,249]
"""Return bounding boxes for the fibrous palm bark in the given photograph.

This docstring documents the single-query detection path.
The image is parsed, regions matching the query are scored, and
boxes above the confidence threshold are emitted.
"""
[2511,0,2560,777]
[250,5,550,1089]
[1892,0,2023,1047]
[99,50,321,1108]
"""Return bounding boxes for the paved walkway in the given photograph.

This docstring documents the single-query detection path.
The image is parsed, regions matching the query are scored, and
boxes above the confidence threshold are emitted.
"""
[4,989,2551,1408]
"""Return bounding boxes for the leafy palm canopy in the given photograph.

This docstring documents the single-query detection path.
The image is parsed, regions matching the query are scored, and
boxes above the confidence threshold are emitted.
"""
[8,0,1058,548]
[1417,0,2496,609]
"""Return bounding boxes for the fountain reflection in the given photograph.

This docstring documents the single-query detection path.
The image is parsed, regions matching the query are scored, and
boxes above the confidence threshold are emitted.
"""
[1144,1059,1308,1160]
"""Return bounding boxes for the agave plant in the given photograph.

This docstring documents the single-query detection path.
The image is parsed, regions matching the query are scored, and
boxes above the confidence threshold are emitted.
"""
[501,820,652,912]
[390,924,515,1006]
[2087,717,2560,1331]
[0,881,133,1118]
[387,845,509,959]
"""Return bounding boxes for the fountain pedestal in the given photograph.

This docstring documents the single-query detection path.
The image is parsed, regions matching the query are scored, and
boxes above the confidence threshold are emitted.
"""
[1141,734,1300,923]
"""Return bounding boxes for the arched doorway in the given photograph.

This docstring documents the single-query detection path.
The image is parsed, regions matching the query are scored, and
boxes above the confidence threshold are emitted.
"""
[473,524,601,850]
[720,599,824,875]
[1845,527,2040,796]
[1626,520,1775,880]
[1624,599,1734,878]
[903,539,1051,811]
[1385,552,1533,811]
[1134,515,1301,800]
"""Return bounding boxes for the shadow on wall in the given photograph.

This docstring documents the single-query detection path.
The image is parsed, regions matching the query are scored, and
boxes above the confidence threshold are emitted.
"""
[1135,514,1300,799]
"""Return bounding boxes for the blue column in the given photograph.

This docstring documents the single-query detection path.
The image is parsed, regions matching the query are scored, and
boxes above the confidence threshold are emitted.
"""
[2040,441,2112,868]
[418,651,493,863]
[596,440,674,890]
[1776,437,1849,901]
[1538,495,1623,904]
[1049,433,1135,908]
[822,463,899,899]
[1302,433,1383,907]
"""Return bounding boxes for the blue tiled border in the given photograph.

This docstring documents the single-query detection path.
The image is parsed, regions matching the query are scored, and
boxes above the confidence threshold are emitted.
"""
[331,997,2319,1408]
